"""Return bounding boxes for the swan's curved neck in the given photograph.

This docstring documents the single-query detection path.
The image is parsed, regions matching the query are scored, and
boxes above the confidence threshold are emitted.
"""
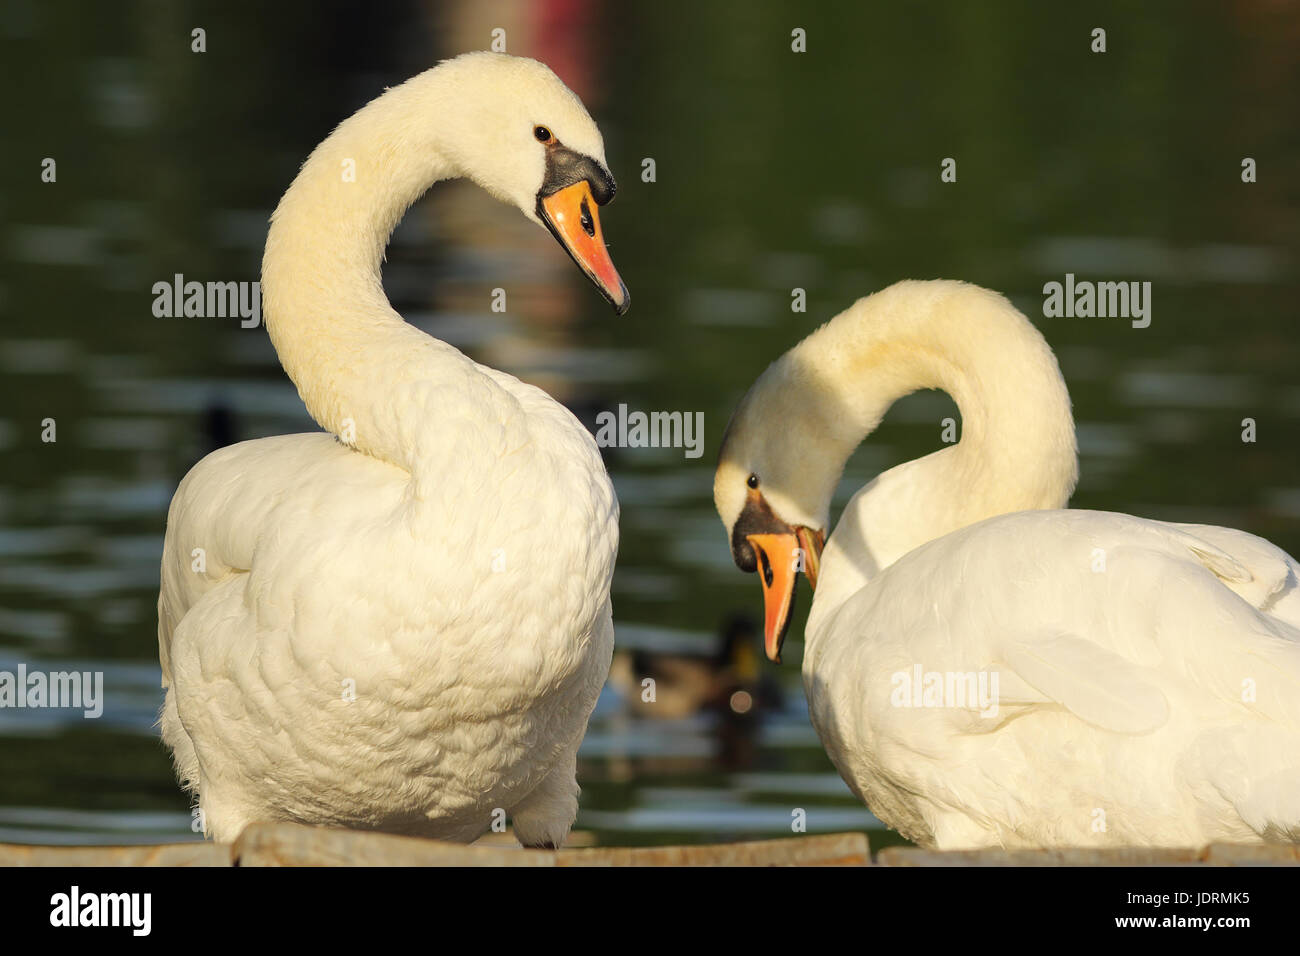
[261,74,467,474]
[795,282,1079,623]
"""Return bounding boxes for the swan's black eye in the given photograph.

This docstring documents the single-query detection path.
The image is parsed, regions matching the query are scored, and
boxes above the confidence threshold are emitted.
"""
[747,474,760,490]
[534,126,553,143]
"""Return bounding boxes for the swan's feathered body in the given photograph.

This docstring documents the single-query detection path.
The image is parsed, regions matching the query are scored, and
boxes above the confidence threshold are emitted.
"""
[808,509,1300,848]
[158,53,626,846]
[716,279,1300,848]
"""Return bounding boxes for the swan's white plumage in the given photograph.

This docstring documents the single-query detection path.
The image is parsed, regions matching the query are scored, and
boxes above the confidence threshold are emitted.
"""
[807,509,1300,847]
[718,279,1300,848]
[158,53,617,846]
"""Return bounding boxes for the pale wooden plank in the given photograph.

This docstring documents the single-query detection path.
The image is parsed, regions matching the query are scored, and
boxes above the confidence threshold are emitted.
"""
[233,823,555,866]
[557,832,870,866]
[876,846,1203,866]
[0,842,232,867]
[1203,843,1300,865]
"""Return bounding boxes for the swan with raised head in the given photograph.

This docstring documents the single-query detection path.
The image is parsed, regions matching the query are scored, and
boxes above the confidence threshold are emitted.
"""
[715,279,1300,848]
[158,53,628,847]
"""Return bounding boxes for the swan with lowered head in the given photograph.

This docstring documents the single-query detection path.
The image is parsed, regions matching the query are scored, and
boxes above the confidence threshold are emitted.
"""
[158,53,627,847]
[716,279,1300,848]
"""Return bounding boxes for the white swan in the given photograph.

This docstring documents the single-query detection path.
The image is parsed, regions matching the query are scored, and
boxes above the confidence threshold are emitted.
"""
[158,53,628,847]
[715,279,1300,848]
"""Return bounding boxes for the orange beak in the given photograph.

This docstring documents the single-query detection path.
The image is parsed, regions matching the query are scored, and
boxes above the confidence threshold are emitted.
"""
[745,527,824,663]
[539,180,629,314]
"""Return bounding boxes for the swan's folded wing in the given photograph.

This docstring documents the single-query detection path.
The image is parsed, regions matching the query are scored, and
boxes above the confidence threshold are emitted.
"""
[997,634,1170,734]
[990,520,1300,736]
[1172,522,1300,629]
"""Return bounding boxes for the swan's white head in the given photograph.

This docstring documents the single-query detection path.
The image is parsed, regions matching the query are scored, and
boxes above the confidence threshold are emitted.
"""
[714,351,833,663]
[401,52,628,312]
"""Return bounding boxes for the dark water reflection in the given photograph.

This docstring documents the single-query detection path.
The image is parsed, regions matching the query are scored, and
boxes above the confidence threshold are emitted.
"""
[1,1,1297,846]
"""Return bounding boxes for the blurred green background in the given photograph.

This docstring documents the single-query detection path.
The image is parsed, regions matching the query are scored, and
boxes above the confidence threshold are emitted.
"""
[1,0,1297,846]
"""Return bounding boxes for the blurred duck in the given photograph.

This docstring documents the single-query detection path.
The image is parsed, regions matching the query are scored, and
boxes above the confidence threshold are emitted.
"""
[609,615,783,720]
[158,53,627,848]
[715,279,1300,848]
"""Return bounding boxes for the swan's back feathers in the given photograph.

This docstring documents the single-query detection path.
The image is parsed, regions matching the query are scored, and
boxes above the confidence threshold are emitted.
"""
[970,512,1300,726]
[157,433,404,684]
